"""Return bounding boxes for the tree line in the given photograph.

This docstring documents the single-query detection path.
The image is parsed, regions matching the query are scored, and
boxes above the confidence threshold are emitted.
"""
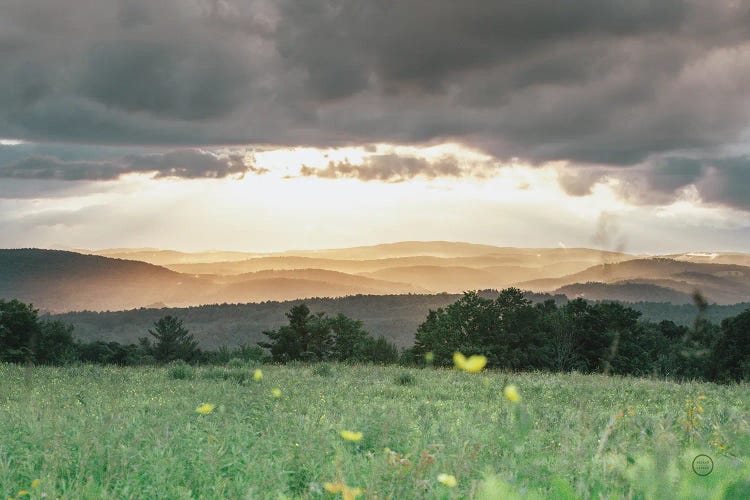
[2,289,749,382]
[405,289,749,382]
[0,299,397,366]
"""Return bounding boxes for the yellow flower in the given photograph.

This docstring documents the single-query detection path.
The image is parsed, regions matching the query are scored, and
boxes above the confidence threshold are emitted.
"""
[196,403,215,415]
[425,351,434,363]
[324,482,342,493]
[31,480,40,489]
[340,430,363,442]
[324,481,363,499]
[253,369,263,381]
[503,384,521,403]
[437,473,457,487]
[271,388,282,398]
[453,352,487,373]
[17,492,29,497]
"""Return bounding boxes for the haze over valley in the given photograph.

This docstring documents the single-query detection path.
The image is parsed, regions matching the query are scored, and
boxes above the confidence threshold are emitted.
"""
[5,242,750,316]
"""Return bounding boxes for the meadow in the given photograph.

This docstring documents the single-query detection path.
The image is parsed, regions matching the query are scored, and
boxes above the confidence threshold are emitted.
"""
[1,363,748,499]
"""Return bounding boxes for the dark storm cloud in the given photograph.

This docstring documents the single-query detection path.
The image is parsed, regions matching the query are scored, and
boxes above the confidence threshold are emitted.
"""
[298,154,493,182]
[0,149,263,183]
[560,156,750,211]
[3,1,750,209]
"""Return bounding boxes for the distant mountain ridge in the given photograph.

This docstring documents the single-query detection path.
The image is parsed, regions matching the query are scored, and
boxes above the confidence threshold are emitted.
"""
[0,249,425,312]
[520,258,750,304]
[2,244,750,312]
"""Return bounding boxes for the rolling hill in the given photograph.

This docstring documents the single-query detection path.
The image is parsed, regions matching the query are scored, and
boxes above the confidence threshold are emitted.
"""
[554,282,694,304]
[520,258,750,304]
[0,250,424,312]
[4,245,750,312]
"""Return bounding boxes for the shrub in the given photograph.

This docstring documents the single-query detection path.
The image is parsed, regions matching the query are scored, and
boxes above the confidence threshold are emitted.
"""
[395,372,415,386]
[227,357,245,368]
[312,363,333,377]
[201,367,249,384]
[168,360,194,380]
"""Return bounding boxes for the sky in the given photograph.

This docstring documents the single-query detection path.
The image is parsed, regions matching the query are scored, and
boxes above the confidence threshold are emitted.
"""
[2,0,750,254]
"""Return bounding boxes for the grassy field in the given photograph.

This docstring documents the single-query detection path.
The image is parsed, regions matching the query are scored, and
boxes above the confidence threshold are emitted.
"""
[1,363,748,499]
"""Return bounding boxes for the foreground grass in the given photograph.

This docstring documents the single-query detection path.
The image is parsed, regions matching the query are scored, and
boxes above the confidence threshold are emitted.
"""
[1,363,748,499]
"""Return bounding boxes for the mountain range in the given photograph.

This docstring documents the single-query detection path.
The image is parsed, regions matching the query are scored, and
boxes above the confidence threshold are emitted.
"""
[2,242,750,312]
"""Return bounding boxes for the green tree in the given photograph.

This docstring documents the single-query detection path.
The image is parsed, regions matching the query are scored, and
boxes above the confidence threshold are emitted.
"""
[413,289,543,370]
[142,315,199,362]
[714,308,750,381]
[0,299,78,364]
[36,320,78,365]
[0,299,41,362]
[259,304,333,362]
[260,304,395,364]
[359,336,399,364]
[329,313,370,361]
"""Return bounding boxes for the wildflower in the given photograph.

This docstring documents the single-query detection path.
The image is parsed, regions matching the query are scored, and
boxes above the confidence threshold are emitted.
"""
[503,384,521,403]
[437,473,457,487]
[196,403,215,415]
[425,352,434,363]
[340,430,363,442]
[31,480,40,489]
[324,481,363,499]
[453,352,487,373]
[272,388,282,398]
[18,492,29,497]
[253,369,263,381]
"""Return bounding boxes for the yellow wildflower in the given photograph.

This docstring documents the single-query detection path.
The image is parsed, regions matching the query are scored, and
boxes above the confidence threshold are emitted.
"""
[503,384,521,403]
[17,492,29,497]
[437,473,457,487]
[453,352,487,373]
[272,388,282,398]
[324,482,342,493]
[196,403,215,415]
[324,481,363,499]
[340,430,363,442]
[425,351,434,363]
[253,369,263,381]
[31,480,40,489]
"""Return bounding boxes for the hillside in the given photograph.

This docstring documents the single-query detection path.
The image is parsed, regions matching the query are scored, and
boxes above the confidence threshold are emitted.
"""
[555,282,694,304]
[0,250,423,312]
[0,249,210,312]
[519,258,750,304]
[79,248,262,265]
[50,293,750,350]
[666,251,750,266]
[51,291,564,349]
[5,246,750,312]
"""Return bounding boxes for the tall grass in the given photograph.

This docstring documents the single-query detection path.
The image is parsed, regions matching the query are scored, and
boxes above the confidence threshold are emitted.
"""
[0,363,748,498]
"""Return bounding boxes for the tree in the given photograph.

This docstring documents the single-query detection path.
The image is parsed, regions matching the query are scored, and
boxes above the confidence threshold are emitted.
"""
[142,315,199,362]
[0,299,41,363]
[714,308,750,381]
[413,289,543,370]
[359,336,399,364]
[35,320,78,365]
[329,313,370,361]
[259,304,333,362]
[259,304,395,364]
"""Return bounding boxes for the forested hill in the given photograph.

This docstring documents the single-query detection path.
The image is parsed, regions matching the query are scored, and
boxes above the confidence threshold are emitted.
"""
[50,292,750,349]
[0,248,204,312]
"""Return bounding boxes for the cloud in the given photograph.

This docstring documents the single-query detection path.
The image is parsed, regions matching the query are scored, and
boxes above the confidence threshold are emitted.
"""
[2,0,750,211]
[298,154,495,182]
[0,149,265,182]
[558,155,750,211]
